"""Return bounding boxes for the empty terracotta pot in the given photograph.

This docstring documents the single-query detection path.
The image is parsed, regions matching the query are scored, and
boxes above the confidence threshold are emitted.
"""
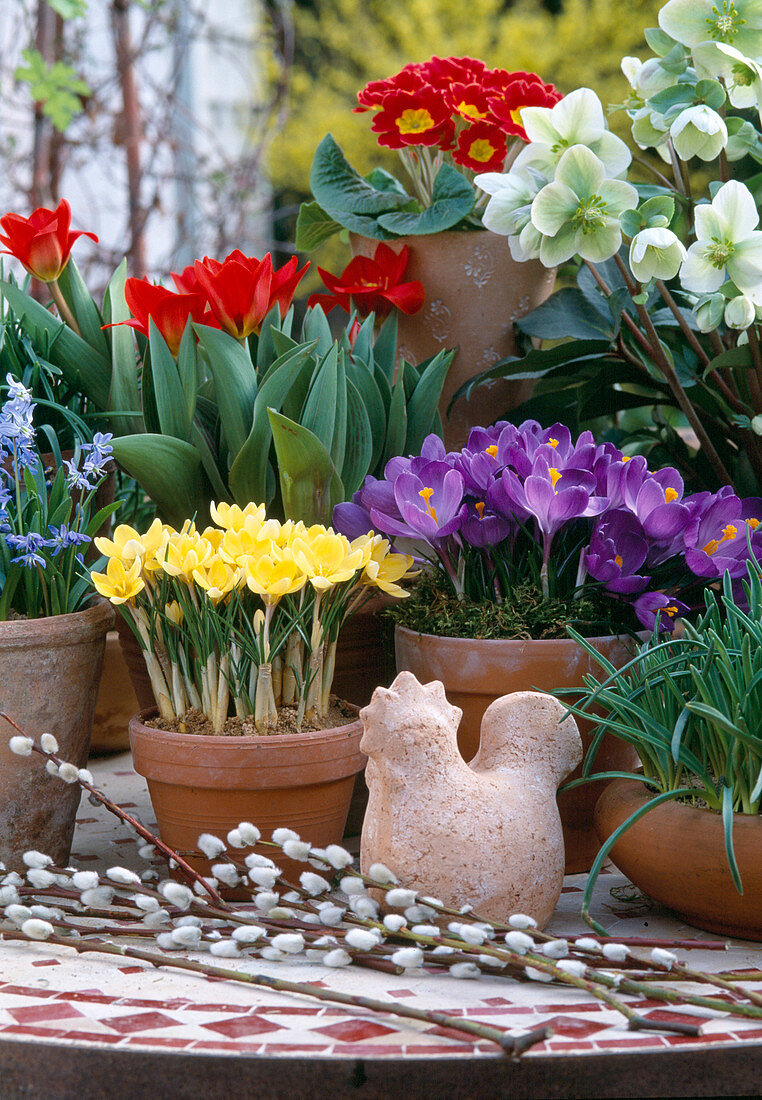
[129,710,366,882]
[350,231,556,449]
[595,778,762,940]
[90,630,140,755]
[0,600,113,870]
[394,625,639,874]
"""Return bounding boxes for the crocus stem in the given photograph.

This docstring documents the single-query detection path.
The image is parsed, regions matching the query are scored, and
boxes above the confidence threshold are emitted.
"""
[320,639,337,716]
[281,630,301,706]
[254,663,277,733]
[215,653,230,733]
[48,279,80,334]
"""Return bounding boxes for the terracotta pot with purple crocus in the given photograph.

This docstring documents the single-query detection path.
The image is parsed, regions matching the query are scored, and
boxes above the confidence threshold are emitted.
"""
[333,418,762,871]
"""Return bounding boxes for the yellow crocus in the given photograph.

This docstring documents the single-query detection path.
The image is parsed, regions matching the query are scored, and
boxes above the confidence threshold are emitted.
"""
[192,556,240,602]
[362,537,417,598]
[94,517,165,564]
[291,527,366,590]
[91,557,145,604]
[161,532,215,582]
[164,600,184,626]
[242,549,307,602]
[210,501,267,532]
[200,526,225,552]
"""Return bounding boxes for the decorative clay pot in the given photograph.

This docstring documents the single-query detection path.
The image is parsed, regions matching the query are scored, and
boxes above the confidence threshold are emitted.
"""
[394,625,639,874]
[129,709,366,882]
[350,231,556,449]
[0,600,113,870]
[595,778,762,941]
[90,630,140,755]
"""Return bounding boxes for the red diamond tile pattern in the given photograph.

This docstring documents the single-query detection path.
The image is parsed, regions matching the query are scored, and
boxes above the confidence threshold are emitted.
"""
[313,1019,400,1043]
[104,1011,179,1035]
[203,1015,281,1039]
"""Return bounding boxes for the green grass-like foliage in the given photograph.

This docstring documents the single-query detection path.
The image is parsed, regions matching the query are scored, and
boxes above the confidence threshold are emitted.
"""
[561,557,762,927]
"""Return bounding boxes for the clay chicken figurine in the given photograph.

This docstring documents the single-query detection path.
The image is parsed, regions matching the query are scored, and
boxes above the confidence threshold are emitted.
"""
[359,671,582,927]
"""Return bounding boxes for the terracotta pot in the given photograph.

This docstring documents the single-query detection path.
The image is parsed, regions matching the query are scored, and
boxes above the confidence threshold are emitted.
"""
[115,614,155,711]
[394,625,639,874]
[0,600,114,870]
[90,631,140,755]
[595,778,762,940]
[350,231,556,450]
[331,595,396,709]
[129,709,366,883]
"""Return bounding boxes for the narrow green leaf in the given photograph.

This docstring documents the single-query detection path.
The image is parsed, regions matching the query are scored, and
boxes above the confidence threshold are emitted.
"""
[57,258,110,358]
[104,260,142,437]
[0,279,111,408]
[382,378,407,467]
[301,344,338,450]
[331,351,348,474]
[347,361,386,473]
[404,349,452,453]
[722,785,743,894]
[341,377,374,496]
[373,312,398,383]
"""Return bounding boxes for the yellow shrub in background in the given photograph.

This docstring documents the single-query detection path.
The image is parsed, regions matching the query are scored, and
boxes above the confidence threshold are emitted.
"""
[270,0,663,195]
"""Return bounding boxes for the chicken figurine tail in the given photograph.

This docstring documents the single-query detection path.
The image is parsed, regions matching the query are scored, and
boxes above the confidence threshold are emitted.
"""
[359,671,582,927]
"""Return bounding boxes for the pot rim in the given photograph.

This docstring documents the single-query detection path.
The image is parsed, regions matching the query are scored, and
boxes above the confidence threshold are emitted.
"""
[394,623,639,648]
[600,776,759,826]
[0,598,114,646]
[128,704,362,749]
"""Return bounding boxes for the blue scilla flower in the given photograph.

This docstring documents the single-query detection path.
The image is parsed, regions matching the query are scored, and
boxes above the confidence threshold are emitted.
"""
[81,432,114,481]
[45,524,91,556]
[64,456,96,492]
[0,373,38,472]
[5,530,47,569]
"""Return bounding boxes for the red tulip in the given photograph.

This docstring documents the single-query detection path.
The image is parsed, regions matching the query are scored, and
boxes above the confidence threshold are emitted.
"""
[0,198,98,282]
[191,250,309,340]
[118,279,214,356]
[308,242,425,321]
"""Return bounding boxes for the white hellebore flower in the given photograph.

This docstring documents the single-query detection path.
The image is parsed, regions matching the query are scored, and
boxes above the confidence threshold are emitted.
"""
[621,56,675,99]
[670,105,728,161]
[629,227,687,282]
[725,293,757,328]
[680,180,762,301]
[659,0,762,56]
[530,145,638,267]
[693,41,762,119]
[512,87,632,180]
[474,168,546,262]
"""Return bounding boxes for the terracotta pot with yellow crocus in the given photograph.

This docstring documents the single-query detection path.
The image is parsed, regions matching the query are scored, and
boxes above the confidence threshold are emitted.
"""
[90,503,416,882]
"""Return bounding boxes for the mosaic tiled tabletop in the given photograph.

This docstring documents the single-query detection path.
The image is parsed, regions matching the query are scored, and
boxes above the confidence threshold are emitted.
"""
[2,752,762,1095]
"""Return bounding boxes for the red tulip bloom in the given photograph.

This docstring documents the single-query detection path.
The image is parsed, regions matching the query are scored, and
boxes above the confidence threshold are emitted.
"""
[0,198,98,282]
[452,120,508,172]
[117,279,214,356]
[488,73,562,141]
[170,263,204,295]
[308,243,425,321]
[191,250,309,339]
[371,88,454,150]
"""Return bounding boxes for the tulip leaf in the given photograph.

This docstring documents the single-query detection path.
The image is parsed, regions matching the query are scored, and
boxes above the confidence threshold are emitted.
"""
[349,313,377,368]
[301,306,335,356]
[404,349,453,454]
[57,259,110,359]
[148,319,192,441]
[373,361,392,414]
[104,260,142,436]
[376,164,475,236]
[331,350,348,475]
[342,377,374,497]
[372,312,398,383]
[0,279,112,409]
[194,323,258,461]
[295,201,343,251]
[111,434,210,528]
[346,360,386,473]
[382,378,408,468]
[229,343,314,507]
[268,409,336,526]
[191,422,229,504]
[176,320,198,428]
[301,344,338,451]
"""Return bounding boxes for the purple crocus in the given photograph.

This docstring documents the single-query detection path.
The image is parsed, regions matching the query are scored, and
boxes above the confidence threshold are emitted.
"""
[621,464,691,542]
[683,487,759,579]
[461,501,513,548]
[391,461,466,541]
[633,592,690,633]
[584,510,650,594]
